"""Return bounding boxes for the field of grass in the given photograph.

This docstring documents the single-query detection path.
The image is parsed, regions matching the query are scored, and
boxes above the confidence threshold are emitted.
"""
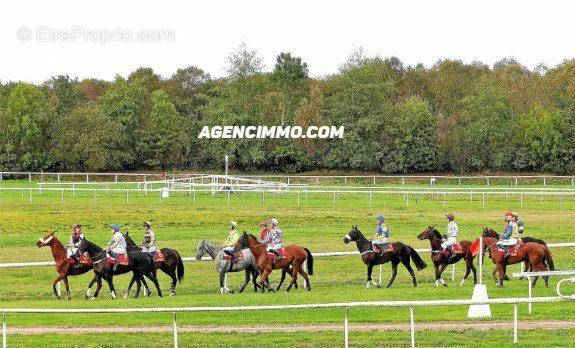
[1,178,575,346]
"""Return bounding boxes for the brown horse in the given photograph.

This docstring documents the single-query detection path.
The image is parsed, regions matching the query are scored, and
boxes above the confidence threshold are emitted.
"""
[36,231,100,300]
[236,232,313,292]
[481,236,553,288]
[343,226,427,288]
[417,226,477,287]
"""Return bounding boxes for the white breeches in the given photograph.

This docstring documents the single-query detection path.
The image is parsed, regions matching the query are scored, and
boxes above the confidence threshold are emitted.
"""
[66,247,78,258]
[141,245,157,253]
[441,237,457,249]
[497,238,518,246]
[372,237,388,245]
[110,247,127,255]
[266,244,282,251]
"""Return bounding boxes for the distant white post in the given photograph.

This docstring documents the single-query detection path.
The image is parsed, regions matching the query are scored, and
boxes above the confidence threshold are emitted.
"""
[344,307,349,348]
[173,312,179,348]
[2,312,6,348]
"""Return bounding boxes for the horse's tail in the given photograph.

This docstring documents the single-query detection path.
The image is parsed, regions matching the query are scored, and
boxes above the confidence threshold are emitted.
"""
[304,248,314,276]
[408,246,427,271]
[542,245,555,271]
[175,250,185,283]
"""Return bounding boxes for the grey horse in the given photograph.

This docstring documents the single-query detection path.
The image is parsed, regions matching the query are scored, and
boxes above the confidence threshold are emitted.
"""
[196,240,261,293]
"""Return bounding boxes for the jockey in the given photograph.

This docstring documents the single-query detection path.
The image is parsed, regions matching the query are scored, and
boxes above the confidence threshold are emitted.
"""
[259,220,271,244]
[67,224,85,262]
[140,221,157,254]
[441,213,459,258]
[512,212,524,237]
[372,213,390,252]
[222,221,240,262]
[105,224,127,271]
[267,218,283,258]
[497,213,519,254]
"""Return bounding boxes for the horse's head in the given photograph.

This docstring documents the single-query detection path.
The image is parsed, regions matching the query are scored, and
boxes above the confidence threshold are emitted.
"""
[482,227,498,239]
[417,226,437,241]
[195,240,206,260]
[236,231,250,249]
[123,232,137,248]
[37,231,56,248]
[343,225,361,244]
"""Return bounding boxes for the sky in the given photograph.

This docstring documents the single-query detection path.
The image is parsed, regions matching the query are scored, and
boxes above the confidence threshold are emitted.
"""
[1,0,574,83]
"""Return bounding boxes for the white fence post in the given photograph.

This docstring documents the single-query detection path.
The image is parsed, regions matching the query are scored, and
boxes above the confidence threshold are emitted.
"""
[2,312,6,348]
[173,312,178,348]
[479,237,483,284]
[451,264,456,282]
[513,302,518,344]
[409,306,415,348]
[344,307,349,348]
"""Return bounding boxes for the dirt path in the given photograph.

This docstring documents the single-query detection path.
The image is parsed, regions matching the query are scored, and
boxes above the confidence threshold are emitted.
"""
[9,320,575,335]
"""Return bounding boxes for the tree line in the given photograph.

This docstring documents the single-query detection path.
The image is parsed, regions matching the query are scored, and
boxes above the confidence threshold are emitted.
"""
[1,45,575,174]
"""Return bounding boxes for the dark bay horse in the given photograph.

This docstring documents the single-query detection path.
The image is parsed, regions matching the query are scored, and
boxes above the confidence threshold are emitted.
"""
[123,233,184,296]
[78,239,162,299]
[236,233,313,292]
[36,231,99,300]
[481,236,554,288]
[343,226,426,288]
[417,226,477,287]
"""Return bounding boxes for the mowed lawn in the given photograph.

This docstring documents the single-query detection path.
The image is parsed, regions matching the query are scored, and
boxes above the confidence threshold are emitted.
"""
[1,185,575,346]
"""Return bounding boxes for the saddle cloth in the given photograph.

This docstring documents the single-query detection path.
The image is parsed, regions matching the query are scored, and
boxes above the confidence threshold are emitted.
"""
[153,251,164,262]
[67,255,92,265]
[497,244,521,256]
[374,244,394,253]
[443,243,464,255]
[223,250,245,261]
[267,248,286,260]
[106,254,129,265]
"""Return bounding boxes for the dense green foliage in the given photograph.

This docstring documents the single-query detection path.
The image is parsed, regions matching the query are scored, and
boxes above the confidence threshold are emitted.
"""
[1,48,575,173]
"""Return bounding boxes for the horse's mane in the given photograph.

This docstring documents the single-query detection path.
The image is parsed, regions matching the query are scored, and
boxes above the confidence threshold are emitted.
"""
[83,239,103,252]
[352,226,369,243]
[430,228,442,240]
[124,233,136,247]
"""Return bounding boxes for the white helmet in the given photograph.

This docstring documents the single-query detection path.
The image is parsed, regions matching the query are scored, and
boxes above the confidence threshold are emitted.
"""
[269,218,278,226]
[229,221,238,229]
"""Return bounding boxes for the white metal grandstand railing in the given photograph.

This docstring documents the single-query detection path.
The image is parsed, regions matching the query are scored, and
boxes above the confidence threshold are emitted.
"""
[1,296,573,348]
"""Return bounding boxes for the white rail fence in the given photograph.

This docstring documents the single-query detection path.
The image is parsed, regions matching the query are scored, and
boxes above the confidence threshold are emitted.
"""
[1,187,575,209]
[2,296,574,348]
[2,171,575,187]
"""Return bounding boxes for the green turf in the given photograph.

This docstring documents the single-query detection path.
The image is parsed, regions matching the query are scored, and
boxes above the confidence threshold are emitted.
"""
[1,179,575,346]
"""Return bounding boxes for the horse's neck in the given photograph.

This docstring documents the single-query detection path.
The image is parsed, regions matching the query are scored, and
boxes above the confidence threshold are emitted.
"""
[429,231,443,250]
[490,230,500,239]
[206,244,219,259]
[49,238,67,261]
[247,237,265,257]
[354,233,371,253]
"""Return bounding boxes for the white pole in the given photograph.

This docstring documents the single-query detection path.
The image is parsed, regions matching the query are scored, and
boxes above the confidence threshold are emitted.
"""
[173,312,178,348]
[528,276,532,314]
[344,307,349,348]
[2,313,6,348]
[451,264,456,282]
[513,303,518,344]
[479,237,483,285]
[409,306,415,348]
[379,264,382,285]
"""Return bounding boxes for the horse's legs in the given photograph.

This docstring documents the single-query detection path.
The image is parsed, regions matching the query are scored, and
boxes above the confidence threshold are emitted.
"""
[51,273,66,300]
[436,263,448,287]
[401,257,417,287]
[103,275,116,299]
[286,262,301,292]
[298,267,311,291]
[144,270,162,297]
[366,264,374,289]
[85,275,99,300]
[276,267,289,291]
[496,264,504,288]
[259,267,274,292]
[134,275,142,298]
[219,272,226,294]
[460,257,472,286]
[469,258,478,285]
[62,277,71,300]
[92,277,103,299]
[386,260,399,288]
[124,274,138,298]
[433,263,440,288]
[238,269,251,293]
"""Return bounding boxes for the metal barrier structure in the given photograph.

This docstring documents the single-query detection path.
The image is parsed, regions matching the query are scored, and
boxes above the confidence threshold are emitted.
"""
[1,296,572,348]
[512,270,575,313]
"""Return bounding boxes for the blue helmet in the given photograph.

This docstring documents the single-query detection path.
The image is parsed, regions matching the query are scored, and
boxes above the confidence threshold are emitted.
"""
[376,214,384,222]
[111,224,120,233]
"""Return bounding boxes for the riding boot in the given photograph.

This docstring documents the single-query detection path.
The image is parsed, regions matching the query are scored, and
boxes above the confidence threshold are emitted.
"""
[70,254,79,263]
[271,250,280,262]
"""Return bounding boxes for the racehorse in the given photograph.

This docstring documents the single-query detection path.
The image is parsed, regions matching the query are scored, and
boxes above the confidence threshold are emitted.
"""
[417,226,477,287]
[481,236,554,288]
[236,232,313,292]
[36,231,100,300]
[196,239,261,293]
[482,227,549,279]
[78,239,162,299]
[123,233,184,296]
[343,226,427,288]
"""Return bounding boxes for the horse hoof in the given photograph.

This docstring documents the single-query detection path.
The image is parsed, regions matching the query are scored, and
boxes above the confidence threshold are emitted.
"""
[90,297,97,301]
[376,284,381,288]
[170,292,175,296]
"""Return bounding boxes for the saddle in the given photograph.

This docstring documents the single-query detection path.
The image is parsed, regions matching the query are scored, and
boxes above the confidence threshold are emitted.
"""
[267,248,286,261]
[497,243,521,257]
[223,250,245,261]
[153,251,164,262]
[68,254,92,265]
[106,254,129,265]
[443,243,464,256]
[374,244,394,254]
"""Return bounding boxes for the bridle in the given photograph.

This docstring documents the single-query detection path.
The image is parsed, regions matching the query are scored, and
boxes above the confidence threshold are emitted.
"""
[38,235,54,246]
